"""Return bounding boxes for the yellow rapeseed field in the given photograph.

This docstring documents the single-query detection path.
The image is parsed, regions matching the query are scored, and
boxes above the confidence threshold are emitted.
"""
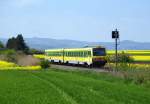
[0,61,17,67]
[107,50,150,62]
[33,54,45,59]
[0,60,41,70]
[132,56,150,61]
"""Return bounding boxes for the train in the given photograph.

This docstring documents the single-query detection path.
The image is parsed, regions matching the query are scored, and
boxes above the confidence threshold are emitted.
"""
[45,46,107,67]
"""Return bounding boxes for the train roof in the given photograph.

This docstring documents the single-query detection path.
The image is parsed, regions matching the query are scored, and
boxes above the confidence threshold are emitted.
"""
[45,47,105,52]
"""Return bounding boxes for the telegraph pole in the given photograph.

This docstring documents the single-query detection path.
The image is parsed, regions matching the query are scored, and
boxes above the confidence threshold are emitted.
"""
[112,29,119,71]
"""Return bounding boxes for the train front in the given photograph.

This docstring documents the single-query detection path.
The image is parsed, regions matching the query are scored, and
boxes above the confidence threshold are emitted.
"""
[92,48,107,66]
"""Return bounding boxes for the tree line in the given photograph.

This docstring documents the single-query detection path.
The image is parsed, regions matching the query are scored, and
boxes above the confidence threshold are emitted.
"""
[0,34,43,54]
[6,34,29,53]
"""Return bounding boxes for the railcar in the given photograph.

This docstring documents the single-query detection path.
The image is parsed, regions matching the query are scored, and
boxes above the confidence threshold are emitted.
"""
[45,47,107,66]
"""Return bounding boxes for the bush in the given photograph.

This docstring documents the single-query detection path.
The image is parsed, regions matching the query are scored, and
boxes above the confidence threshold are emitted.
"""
[0,49,17,63]
[0,41,4,48]
[28,49,44,55]
[106,51,134,63]
[106,51,134,71]
[40,60,50,69]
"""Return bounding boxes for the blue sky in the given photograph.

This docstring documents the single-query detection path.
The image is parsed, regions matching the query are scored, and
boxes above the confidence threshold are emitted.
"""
[0,0,150,42]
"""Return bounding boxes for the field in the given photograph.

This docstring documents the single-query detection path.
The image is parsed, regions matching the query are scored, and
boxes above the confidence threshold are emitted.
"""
[107,50,150,62]
[0,69,150,104]
[0,60,41,70]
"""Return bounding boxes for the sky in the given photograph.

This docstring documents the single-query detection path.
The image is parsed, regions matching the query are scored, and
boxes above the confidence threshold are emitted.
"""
[0,0,150,42]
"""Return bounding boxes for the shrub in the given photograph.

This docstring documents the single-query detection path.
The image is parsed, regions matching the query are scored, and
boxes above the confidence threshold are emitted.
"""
[0,41,4,48]
[40,60,50,69]
[106,51,134,71]
[28,49,44,55]
[107,51,134,63]
[118,51,134,63]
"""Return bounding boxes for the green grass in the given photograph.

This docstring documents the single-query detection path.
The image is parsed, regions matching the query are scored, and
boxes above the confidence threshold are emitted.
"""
[0,69,150,104]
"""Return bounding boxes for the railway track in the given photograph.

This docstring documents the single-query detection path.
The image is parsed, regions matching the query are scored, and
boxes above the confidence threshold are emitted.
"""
[50,63,110,73]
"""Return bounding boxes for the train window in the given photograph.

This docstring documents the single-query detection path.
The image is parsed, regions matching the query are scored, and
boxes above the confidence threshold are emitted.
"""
[84,51,87,57]
[79,52,82,57]
[88,51,91,56]
[74,52,76,57]
[64,52,66,56]
[83,52,85,57]
[78,52,80,57]
[79,52,81,57]
[80,52,82,57]
[82,52,84,57]
[85,51,87,57]
[86,51,88,57]
[70,52,72,57]
[75,52,77,57]
[93,48,106,56]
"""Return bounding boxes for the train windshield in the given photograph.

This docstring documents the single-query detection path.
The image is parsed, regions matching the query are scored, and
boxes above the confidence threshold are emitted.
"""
[93,48,106,56]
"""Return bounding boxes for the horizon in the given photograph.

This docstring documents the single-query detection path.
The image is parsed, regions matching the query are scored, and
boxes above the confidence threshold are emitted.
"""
[0,0,150,42]
[1,36,150,43]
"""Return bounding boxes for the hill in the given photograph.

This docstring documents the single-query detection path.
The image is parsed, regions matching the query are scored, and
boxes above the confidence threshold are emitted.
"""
[1,37,150,50]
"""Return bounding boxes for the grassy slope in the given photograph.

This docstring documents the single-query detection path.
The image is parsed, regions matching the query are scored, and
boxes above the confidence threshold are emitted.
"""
[0,70,150,104]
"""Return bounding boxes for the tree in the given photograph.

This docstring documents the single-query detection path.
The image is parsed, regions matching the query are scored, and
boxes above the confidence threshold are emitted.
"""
[0,41,4,48]
[6,34,29,53]
[6,37,17,49]
[16,34,29,52]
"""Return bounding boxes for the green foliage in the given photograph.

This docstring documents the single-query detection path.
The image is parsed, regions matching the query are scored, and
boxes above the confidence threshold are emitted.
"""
[0,49,16,55]
[106,51,134,63]
[0,49,17,63]
[0,70,150,104]
[40,60,50,69]
[6,34,29,53]
[118,51,134,63]
[0,41,4,48]
[28,48,44,55]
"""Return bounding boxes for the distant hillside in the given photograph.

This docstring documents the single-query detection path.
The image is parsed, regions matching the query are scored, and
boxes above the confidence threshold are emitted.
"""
[1,37,150,50]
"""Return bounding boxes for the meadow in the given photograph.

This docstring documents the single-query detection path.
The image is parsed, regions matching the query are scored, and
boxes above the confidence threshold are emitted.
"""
[0,69,150,104]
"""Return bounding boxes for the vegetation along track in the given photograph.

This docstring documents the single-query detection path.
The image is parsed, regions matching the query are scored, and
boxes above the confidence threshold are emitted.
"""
[50,64,109,72]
